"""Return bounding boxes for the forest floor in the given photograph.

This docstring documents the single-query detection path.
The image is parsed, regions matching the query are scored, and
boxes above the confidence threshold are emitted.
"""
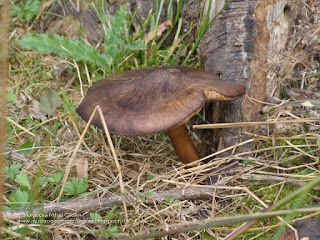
[2,0,320,239]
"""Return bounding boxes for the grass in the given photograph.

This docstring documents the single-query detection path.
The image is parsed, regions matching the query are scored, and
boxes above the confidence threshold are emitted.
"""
[2,0,320,239]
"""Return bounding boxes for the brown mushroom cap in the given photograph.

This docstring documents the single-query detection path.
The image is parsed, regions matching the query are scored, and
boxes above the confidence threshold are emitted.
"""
[76,66,245,136]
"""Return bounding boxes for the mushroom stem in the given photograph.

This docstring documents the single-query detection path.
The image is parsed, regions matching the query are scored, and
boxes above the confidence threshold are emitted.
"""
[167,124,200,164]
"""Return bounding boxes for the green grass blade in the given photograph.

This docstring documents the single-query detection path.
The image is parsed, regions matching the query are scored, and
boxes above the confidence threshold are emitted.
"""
[182,0,233,66]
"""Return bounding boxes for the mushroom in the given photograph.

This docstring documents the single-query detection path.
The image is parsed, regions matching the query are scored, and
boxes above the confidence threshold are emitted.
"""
[76,66,245,164]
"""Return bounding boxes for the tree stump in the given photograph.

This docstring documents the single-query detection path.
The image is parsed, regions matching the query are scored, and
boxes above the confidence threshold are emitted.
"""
[201,0,307,153]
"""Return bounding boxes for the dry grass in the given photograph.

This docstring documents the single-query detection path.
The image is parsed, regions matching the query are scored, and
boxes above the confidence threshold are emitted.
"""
[3,0,320,239]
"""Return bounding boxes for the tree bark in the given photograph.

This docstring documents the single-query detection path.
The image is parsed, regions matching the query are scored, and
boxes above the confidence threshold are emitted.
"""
[200,0,303,153]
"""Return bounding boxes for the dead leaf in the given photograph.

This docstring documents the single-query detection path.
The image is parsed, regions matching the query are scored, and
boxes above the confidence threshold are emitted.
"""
[285,100,320,109]
[16,94,47,121]
[40,88,62,116]
[285,87,317,99]
[301,100,315,107]
[9,152,29,163]
[75,157,88,179]
[144,19,173,44]
[122,166,139,179]
[279,231,295,240]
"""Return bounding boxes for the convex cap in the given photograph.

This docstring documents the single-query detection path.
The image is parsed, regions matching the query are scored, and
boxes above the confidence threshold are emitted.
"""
[76,66,245,136]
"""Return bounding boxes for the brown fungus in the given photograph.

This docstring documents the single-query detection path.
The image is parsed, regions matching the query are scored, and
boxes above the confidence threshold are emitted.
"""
[76,66,245,164]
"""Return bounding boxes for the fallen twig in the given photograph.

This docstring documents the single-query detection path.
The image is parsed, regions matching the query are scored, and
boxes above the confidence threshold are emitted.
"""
[193,117,320,129]
[240,173,320,190]
[3,187,216,221]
